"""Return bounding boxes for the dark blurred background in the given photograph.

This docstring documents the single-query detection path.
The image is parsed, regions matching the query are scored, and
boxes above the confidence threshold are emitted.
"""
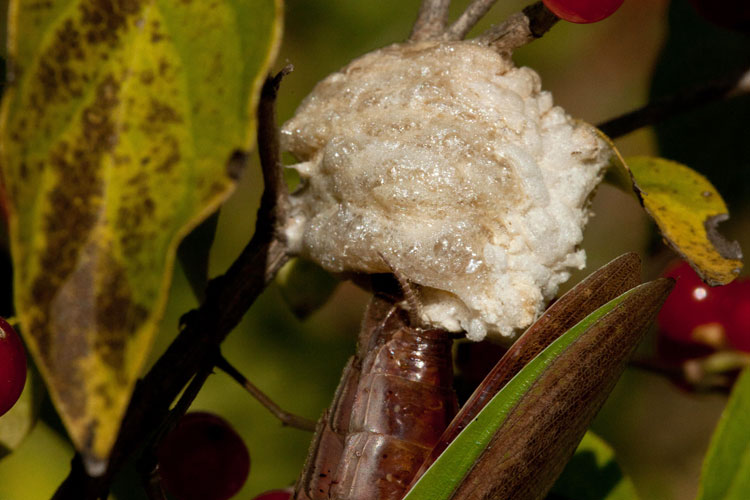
[0,0,748,498]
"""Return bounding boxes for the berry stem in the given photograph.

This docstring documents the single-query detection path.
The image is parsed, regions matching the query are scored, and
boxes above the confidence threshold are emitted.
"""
[410,0,452,41]
[629,355,746,394]
[139,460,168,500]
[137,360,215,500]
[477,2,559,54]
[598,65,750,139]
[215,354,317,432]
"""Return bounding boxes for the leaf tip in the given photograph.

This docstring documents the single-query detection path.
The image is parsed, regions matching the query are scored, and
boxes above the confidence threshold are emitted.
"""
[82,454,108,477]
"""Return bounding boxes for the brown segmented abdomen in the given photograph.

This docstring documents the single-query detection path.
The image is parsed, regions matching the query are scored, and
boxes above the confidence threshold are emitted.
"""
[295,294,457,500]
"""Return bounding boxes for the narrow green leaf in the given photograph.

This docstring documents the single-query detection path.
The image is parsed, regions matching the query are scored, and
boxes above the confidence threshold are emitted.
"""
[405,279,673,500]
[177,210,220,301]
[551,431,639,500]
[0,0,282,465]
[696,368,750,500]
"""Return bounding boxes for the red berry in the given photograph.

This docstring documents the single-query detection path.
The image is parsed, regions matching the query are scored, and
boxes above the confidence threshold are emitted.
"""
[657,261,728,348]
[157,412,250,500]
[0,317,27,417]
[688,0,750,33]
[251,489,293,500]
[542,0,625,24]
[722,279,750,352]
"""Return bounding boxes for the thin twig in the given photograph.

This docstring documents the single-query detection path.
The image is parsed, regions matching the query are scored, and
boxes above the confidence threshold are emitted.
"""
[598,65,750,139]
[410,0,451,41]
[139,464,168,500]
[216,354,317,432]
[52,69,293,500]
[477,2,559,55]
[444,0,498,40]
[137,362,215,500]
[630,358,735,395]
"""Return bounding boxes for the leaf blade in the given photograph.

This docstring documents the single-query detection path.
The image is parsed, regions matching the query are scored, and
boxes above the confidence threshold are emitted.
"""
[0,0,282,465]
[696,368,750,500]
[415,253,642,478]
[624,155,742,286]
[551,431,640,500]
[597,128,741,285]
[404,279,673,500]
[0,366,43,461]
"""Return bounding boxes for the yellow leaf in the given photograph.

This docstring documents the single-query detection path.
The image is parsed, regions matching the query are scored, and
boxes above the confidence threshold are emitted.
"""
[598,130,742,285]
[625,155,742,285]
[0,0,282,468]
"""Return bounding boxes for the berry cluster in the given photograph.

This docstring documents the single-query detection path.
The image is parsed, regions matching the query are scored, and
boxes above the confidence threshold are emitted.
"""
[0,317,26,417]
[658,261,750,353]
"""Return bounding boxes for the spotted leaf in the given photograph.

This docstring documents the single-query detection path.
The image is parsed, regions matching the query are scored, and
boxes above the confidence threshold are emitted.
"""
[0,0,282,467]
[599,131,742,286]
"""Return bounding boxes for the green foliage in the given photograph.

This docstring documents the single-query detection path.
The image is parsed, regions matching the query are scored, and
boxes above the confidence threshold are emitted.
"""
[0,367,42,460]
[696,368,750,500]
[276,258,339,319]
[651,0,750,211]
[177,210,221,301]
[0,0,281,463]
[552,432,639,500]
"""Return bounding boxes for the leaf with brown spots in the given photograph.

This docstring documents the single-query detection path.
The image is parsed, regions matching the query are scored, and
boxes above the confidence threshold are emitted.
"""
[599,131,742,286]
[0,0,282,468]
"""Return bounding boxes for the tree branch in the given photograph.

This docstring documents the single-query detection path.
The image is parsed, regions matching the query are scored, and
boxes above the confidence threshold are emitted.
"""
[444,0,498,40]
[216,354,317,432]
[477,2,559,55]
[410,0,452,41]
[137,362,214,500]
[52,69,292,500]
[598,65,750,139]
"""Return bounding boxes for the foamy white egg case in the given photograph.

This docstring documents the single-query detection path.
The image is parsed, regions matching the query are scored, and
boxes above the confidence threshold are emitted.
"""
[281,40,609,341]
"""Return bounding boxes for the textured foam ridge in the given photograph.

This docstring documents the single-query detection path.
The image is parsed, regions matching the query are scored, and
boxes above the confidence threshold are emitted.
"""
[281,40,609,341]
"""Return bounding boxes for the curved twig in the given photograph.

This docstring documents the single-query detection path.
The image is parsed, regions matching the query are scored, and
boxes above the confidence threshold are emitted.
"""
[216,354,317,432]
[478,2,559,55]
[598,65,750,139]
[410,0,452,41]
[137,362,214,500]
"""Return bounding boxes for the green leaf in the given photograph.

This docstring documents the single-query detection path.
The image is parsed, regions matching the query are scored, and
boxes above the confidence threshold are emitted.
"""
[0,366,44,460]
[650,0,750,212]
[551,431,639,500]
[177,210,220,301]
[0,0,282,465]
[696,368,750,500]
[599,130,742,286]
[404,279,673,500]
[276,257,339,319]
